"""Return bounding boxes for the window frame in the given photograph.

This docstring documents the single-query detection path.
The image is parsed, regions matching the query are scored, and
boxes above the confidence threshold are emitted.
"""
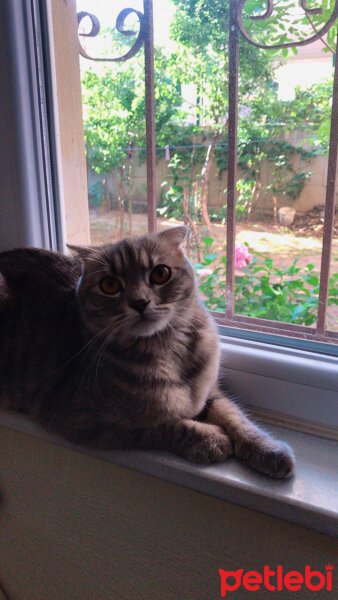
[223,0,338,347]
[75,0,338,347]
[0,0,63,252]
[219,332,338,434]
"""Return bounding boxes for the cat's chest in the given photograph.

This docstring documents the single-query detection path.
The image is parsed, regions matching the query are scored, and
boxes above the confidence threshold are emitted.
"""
[133,330,192,375]
[156,332,192,376]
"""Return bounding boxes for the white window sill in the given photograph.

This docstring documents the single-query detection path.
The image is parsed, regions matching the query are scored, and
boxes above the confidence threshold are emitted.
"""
[220,335,338,431]
[0,411,337,538]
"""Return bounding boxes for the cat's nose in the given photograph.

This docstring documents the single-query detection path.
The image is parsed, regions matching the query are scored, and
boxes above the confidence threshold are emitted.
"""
[129,298,150,314]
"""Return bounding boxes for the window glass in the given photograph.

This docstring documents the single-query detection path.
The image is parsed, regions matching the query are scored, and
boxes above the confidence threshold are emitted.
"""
[75,0,337,338]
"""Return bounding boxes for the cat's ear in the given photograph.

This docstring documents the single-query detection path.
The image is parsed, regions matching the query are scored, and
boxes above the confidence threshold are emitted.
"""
[157,226,189,246]
[67,244,96,259]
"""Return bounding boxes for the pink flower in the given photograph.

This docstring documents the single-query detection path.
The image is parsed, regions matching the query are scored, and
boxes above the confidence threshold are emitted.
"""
[235,242,252,270]
[196,267,213,278]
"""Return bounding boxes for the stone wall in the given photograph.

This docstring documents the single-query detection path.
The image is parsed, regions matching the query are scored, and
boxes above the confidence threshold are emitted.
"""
[88,135,337,219]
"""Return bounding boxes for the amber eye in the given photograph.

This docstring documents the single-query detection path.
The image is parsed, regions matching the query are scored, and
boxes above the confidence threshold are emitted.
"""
[150,264,171,285]
[99,276,121,295]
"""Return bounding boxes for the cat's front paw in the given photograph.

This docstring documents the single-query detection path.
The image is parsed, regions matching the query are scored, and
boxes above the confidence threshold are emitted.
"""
[234,435,295,479]
[181,422,233,464]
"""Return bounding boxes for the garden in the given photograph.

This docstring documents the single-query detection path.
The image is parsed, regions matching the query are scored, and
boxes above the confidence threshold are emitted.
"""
[81,0,337,331]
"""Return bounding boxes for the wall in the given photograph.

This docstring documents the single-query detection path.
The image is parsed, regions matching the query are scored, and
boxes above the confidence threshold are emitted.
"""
[89,138,337,220]
[0,426,336,600]
[49,0,90,245]
[275,39,333,101]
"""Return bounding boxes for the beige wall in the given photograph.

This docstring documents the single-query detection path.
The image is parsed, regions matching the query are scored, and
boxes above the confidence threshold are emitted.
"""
[91,141,337,220]
[0,426,336,600]
[49,0,90,245]
[275,39,333,101]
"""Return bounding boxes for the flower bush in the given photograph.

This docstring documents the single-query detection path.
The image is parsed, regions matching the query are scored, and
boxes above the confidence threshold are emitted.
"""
[235,242,253,270]
[194,238,338,327]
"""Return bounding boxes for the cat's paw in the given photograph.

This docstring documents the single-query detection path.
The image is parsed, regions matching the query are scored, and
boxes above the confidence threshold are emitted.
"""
[234,435,295,479]
[182,422,233,464]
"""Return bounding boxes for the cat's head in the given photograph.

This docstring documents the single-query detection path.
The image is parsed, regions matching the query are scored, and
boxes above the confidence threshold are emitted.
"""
[69,226,196,340]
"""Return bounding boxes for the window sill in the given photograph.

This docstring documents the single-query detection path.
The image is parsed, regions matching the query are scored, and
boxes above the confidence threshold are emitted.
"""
[219,333,338,434]
[0,411,337,538]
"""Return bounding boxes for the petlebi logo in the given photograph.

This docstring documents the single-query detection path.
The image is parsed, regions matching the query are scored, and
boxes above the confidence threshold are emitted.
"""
[218,564,333,596]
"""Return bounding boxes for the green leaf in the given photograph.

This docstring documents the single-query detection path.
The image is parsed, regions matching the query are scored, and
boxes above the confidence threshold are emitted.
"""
[305,275,319,286]
[204,253,218,262]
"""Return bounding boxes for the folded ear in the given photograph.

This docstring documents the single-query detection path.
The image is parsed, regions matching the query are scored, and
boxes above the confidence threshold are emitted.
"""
[157,225,189,246]
[67,244,96,259]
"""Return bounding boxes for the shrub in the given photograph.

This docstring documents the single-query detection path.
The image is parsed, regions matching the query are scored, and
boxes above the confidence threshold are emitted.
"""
[194,238,338,327]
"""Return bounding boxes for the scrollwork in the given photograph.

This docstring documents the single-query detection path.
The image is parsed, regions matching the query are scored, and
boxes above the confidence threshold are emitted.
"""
[300,0,322,16]
[77,7,146,62]
[237,0,338,49]
[250,0,274,20]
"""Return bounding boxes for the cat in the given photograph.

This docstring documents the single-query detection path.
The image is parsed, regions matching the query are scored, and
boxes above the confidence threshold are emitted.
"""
[0,226,294,477]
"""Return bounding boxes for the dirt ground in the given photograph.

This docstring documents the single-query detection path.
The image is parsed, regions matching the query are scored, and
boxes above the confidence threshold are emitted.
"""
[90,209,337,331]
[90,209,338,275]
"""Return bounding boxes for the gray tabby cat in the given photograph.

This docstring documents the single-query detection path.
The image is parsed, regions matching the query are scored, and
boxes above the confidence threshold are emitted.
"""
[0,226,294,477]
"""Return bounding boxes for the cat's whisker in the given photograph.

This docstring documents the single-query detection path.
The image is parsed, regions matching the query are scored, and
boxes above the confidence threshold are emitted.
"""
[70,327,117,399]
[73,316,129,395]
[87,320,128,389]
[60,325,112,369]
[84,315,130,385]
[94,331,116,383]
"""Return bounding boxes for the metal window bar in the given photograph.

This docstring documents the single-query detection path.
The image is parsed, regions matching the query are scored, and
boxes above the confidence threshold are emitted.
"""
[77,0,338,346]
[77,0,157,233]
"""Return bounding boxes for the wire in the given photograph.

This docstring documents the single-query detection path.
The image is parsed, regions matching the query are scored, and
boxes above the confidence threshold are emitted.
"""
[113,136,322,153]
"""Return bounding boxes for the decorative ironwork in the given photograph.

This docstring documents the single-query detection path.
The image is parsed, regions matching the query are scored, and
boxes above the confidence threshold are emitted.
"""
[77,0,337,341]
[238,0,338,49]
[226,0,338,341]
[77,1,157,233]
[300,0,323,16]
[77,8,146,62]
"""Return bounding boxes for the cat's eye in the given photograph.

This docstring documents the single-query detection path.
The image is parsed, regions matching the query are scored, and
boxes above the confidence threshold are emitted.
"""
[99,276,121,295]
[150,264,171,285]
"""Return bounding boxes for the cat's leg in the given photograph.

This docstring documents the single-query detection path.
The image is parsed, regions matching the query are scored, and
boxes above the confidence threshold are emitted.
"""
[205,389,295,478]
[83,419,233,465]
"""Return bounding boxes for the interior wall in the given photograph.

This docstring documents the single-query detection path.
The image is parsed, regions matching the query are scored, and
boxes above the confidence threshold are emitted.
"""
[0,426,336,600]
[49,0,90,245]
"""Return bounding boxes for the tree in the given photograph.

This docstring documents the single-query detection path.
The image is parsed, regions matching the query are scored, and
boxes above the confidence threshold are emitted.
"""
[82,56,142,235]
[169,0,276,231]
[82,33,193,235]
[169,1,336,226]
[239,0,337,57]
[235,76,333,220]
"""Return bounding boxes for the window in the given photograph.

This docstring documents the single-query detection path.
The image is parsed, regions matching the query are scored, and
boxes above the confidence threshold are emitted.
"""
[70,0,338,350]
[0,0,337,430]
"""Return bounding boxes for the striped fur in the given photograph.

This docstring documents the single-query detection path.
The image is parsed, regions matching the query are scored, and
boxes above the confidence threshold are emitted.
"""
[0,227,294,477]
